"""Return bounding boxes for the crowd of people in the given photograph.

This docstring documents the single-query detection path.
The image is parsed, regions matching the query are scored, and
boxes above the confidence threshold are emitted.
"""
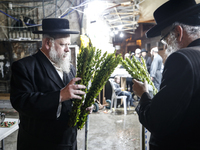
[123,46,163,97]
[9,0,200,149]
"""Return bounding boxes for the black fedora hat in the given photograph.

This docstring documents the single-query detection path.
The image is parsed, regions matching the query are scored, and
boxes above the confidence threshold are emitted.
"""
[146,0,200,38]
[141,48,148,53]
[33,18,79,34]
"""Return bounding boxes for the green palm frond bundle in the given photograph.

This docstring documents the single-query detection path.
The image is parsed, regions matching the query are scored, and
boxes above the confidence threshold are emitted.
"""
[68,39,122,128]
[121,56,158,95]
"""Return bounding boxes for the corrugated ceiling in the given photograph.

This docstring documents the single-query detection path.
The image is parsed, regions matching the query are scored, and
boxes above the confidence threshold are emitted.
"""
[102,0,200,34]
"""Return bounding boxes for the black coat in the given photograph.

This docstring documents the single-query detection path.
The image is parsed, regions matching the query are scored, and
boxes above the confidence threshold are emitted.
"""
[144,55,152,73]
[136,39,200,149]
[10,50,77,150]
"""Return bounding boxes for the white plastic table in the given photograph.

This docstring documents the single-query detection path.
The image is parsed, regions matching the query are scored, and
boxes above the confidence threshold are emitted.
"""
[0,118,19,150]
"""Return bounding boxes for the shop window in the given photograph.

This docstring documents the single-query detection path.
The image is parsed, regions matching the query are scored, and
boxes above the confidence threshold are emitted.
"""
[146,43,151,52]
[136,39,141,47]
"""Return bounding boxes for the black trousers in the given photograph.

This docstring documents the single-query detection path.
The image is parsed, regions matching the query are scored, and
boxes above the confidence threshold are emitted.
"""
[17,127,77,150]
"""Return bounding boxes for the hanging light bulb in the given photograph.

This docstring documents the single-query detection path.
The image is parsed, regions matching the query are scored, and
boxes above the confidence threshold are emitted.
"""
[8,2,12,9]
[115,30,119,34]
[120,32,124,38]
[118,25,123,30]
[110,32,114,37]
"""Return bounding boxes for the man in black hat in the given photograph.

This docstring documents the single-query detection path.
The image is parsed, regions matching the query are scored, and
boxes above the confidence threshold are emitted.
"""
[132,0,200,149]
[10,18,93,150]
[141,48,152,73]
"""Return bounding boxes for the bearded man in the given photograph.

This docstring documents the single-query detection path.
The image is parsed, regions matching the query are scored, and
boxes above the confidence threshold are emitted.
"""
[132,0,200,149]
[10,18,93,150]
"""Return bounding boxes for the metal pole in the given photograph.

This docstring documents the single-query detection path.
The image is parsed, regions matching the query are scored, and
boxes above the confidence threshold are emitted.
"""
[42,0,45,18]
[142,126,145,150]
[85,115,89,150]
[1,139,4,150]
[55,0,58,17]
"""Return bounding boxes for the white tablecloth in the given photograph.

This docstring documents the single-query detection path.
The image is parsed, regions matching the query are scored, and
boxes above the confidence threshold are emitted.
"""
[0,118,19,141]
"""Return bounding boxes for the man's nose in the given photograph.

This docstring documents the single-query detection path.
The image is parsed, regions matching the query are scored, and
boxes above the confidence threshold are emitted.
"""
[65,45,70,52]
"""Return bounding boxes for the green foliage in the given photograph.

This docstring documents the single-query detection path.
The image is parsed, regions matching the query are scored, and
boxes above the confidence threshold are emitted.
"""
[141,57,147,71]
[68,42,122,129]
[77,53,122,129]
[68,45,95,127]
[121,56,158,95]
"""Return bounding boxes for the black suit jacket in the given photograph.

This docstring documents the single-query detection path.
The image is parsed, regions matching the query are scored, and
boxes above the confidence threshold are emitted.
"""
[136,39,200,149]
[145,55,152,73]
[10,50,77,150]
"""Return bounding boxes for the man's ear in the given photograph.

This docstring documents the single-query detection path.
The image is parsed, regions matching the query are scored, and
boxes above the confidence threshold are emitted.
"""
[44,38,51,50]
[176,25,183,42]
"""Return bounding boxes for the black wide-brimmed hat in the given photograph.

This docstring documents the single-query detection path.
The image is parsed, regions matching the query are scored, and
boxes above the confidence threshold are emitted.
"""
[33,18,79,34]
[141,48,148,53]
[146,0,200,38]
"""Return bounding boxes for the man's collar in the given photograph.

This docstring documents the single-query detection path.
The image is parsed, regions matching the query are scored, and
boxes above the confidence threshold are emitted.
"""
[187,38,200,47]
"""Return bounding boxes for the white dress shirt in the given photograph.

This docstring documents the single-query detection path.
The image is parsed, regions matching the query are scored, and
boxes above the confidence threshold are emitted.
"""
[41,50,63,118]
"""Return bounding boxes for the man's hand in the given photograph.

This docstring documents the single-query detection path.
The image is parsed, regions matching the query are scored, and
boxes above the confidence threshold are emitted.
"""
[60,77,86,102]
[132,79,148,97]
[86,105,94,114]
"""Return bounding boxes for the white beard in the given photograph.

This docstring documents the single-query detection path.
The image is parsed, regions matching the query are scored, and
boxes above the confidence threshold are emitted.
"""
[49,44,71,74]
[165,32,181,56]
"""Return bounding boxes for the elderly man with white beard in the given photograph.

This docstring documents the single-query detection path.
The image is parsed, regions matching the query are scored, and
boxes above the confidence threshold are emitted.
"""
[132,0,200,149]
[10,18,93,150]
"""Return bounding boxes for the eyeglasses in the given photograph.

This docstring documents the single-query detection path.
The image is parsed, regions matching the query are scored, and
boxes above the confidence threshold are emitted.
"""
[160,32,170,45]
[160,26,175,45]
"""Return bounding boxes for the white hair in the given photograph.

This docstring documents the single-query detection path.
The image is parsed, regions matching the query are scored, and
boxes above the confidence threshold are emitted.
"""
[135,48,141,54]
[166,31,180,56]
[42,34,70,40]
[165,22,200,56]
[43,34,71,74]
[174,22,200,40]
[151,47,158,52]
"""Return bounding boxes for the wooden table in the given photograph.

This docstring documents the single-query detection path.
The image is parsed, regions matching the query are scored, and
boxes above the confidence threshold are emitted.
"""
[0,118,19,150]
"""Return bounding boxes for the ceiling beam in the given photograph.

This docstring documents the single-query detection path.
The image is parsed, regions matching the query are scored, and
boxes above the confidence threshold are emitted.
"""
[138,19,155,23]
[109,11,139,15]
[114,7,123,26]
[106,15,133,22]
[110,23,136,28]
[111,20,137,24]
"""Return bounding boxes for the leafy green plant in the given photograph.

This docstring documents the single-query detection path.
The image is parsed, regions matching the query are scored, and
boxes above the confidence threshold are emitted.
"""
[68,40,122,129]
[77,53,122,129]
[68,45,96,127]
[121,56,157,95]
